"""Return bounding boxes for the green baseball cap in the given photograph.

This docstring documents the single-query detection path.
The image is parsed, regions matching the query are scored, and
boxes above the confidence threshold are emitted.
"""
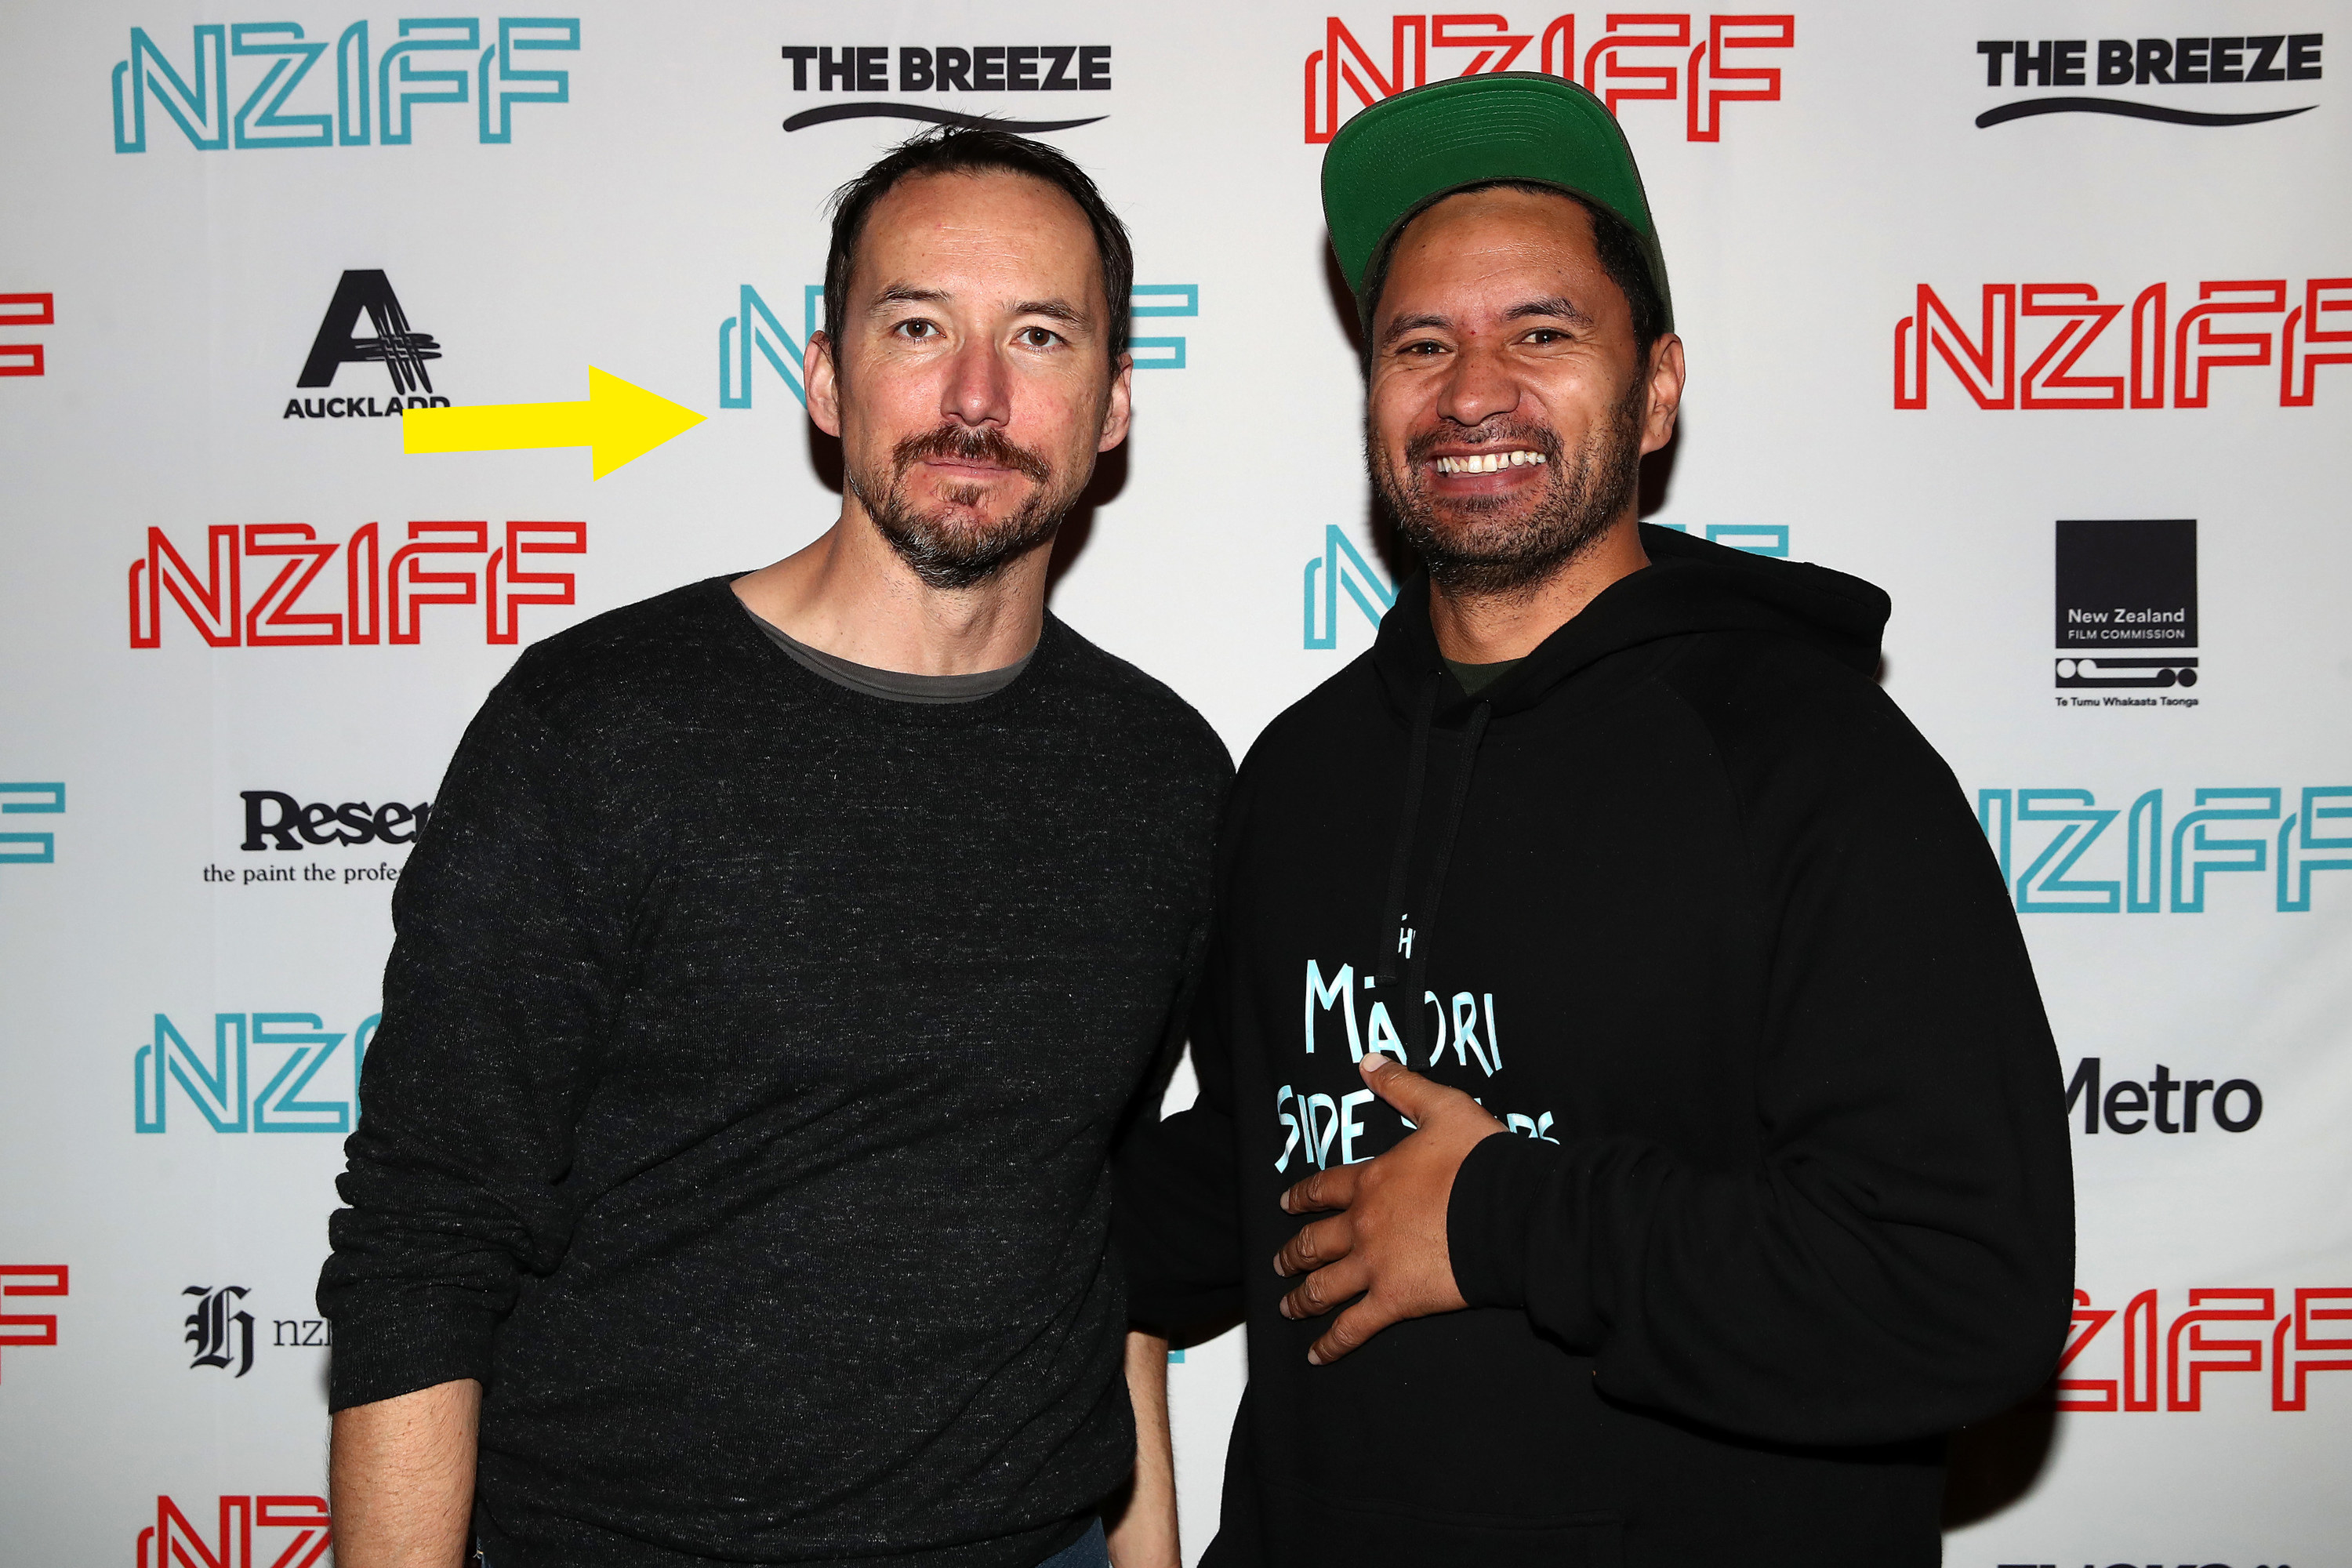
[1322,72,1672,333]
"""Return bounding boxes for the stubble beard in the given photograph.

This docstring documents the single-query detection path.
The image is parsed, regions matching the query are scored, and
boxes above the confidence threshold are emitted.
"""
[1372,373,1650,599]
[851,423,1083,592]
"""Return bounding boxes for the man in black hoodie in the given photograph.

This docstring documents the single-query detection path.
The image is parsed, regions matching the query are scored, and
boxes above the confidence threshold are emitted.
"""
[1114,74,2074,1566]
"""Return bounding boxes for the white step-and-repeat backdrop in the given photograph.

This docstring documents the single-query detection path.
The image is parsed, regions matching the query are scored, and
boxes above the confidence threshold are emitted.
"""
[3,4,2347,1563]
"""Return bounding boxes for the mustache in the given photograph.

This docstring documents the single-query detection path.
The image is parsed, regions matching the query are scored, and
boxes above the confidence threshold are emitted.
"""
[892,423,1053,484]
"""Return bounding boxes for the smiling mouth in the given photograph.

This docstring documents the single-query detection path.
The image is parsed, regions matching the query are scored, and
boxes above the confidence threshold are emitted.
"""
[1431,450,1548,475]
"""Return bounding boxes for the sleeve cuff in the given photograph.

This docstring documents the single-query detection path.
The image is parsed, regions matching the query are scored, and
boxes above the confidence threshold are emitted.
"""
[325,1300,501,1412]
[1446,1131,1566,1312]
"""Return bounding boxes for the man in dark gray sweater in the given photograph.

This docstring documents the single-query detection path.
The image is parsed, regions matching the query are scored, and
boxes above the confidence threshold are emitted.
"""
[318,129,1225,1568]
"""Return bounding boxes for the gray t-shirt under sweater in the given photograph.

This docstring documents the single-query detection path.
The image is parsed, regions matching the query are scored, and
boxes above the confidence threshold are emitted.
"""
[742,600,1033,704]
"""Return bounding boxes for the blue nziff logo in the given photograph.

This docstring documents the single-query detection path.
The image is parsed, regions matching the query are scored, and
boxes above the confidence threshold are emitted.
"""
[0,782,64,864]
[717,285,1199,408]
[1979,787,2352,913]
[134,1011,380,1133]
[1303,523,1791,649]
[111,19,579,152]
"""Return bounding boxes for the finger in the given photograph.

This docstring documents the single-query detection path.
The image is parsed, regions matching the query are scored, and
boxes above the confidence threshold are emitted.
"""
[1280,1162,1361,1216]
[1272,1215,1354,1279]
[1279,1256,1370,1321]
[1357,1053,1469,1122]
[1308,1295,1398,1366]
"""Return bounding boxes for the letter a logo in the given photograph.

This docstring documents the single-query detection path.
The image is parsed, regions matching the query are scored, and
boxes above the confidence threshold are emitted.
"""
[297,270,441,394]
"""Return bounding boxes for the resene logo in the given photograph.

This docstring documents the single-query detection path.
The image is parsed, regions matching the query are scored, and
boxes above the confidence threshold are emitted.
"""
[1,782,66,865]
[2052,1287,2352,1413]
[133,1011,379,1134]
[128,519,585,648]
[285,270,451,420]
[111,19,578,152]
[136,1497,331,1568]
[1304,522,1792,648]
[779,43,1112,133]
[717,284,1200,408]
[1893,277,2350,409]
[1,292,53,377]
[1305,13,1793,143]
[0,1265,69,1384]
[1976,787,2352,913]
[1975,31,2321,129]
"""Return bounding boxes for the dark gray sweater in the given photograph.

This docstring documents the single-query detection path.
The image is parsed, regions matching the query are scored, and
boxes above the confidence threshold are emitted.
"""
[319,576,1230,1568]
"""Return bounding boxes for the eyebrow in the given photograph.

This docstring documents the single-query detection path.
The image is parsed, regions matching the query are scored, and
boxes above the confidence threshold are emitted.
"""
[868,286,1092,333]
[1379,296,1595,347]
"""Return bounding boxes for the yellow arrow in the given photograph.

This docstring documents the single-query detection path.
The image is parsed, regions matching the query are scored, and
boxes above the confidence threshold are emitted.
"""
[402,366,706,479]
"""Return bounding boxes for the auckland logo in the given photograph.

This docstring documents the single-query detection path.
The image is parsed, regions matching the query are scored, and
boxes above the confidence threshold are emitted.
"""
[778,43,1111,133]
[1974,31,2321,129]
[285,270,449,420]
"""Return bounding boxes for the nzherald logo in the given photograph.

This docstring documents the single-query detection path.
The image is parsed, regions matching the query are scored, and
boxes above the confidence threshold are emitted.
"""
[2,292,53,377]
[286,270,449,421]
[112,19,578,152]
[1894,276,2350,409]
[1305,13,1793,143]
[136,1496,331,1568]
[1976,30,2321,129]
[779,42,1112,133]
[183,1283,334,1379]
[129,518,584,648]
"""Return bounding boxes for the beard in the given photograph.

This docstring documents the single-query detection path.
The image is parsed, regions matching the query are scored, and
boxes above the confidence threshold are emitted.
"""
[1371,373,1649,598]
[850,422,1081,591]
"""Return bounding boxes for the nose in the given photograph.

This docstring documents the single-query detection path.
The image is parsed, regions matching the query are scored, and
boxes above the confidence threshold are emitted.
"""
[1433,339,1519,432]
[941,335,1013,429]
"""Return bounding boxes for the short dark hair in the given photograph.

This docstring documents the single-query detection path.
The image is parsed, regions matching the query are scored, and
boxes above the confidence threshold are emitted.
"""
[823,125,1134,368]
[1359,181,1668,362]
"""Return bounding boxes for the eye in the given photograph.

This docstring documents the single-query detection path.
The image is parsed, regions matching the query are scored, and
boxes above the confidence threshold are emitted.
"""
[893,318,939,341]
[1017,325,1065,349]
[1397,338,1448,358]
[1522,328,1570,346]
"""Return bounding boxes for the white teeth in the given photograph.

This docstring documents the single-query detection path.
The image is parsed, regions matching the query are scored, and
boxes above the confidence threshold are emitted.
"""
[1432,449,1548,474]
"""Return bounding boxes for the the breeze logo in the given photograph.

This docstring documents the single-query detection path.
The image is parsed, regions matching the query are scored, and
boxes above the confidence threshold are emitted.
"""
[111,20,578,152]
[1,782,66,865]
[133,1011,380,1134]
[0,1265,68,1385]
[136,1496,332,1568]
[718,284,1200,408]
[779,42,1112,134]
[1976,31,2321,129]
[1893,277,2350,409]
[2051,1286,2352,1413]
[1305,14,1793,143]
[286,269,450,419]
[128,520,584,648]
[1977,787,2352,913]
[1,292,53,377]
[1305,521,1791,648]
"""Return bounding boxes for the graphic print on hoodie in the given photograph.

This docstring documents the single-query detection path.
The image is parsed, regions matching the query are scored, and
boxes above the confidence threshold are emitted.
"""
[1116,525,2076,1568]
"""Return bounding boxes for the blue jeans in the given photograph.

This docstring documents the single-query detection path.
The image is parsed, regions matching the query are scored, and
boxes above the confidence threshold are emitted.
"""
[1038,1519,1109,1568]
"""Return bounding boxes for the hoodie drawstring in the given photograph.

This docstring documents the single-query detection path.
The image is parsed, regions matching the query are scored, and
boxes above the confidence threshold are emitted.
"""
[1377,672,1494,1063]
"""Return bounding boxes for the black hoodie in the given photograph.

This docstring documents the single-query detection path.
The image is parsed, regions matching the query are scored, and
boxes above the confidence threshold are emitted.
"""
[1115,525,2074,1567]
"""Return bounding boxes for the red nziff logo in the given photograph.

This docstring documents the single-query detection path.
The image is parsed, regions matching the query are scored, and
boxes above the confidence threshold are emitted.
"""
[128,520,585,648]
[1304,13,1793,143]
[136,1495,330,1568]
[1894,278,2352,408]
[2053,1287,2352,1411]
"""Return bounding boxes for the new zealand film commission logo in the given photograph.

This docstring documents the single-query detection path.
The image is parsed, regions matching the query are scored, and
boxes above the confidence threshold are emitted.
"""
[1305,13,1795,144]
[1892,275,2350,410]
[135,1010,379,1134]
[111,18,578,153]
[2054,518,2199,699]
[716,284,1201,409]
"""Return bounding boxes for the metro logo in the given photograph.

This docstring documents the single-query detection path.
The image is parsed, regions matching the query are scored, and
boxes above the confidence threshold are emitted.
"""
[1893,278,2352,408]
[2052,1287,2352,1413]
[1304,13,1794,143]
[135,1495,331,1568]
[127,520,584,648]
